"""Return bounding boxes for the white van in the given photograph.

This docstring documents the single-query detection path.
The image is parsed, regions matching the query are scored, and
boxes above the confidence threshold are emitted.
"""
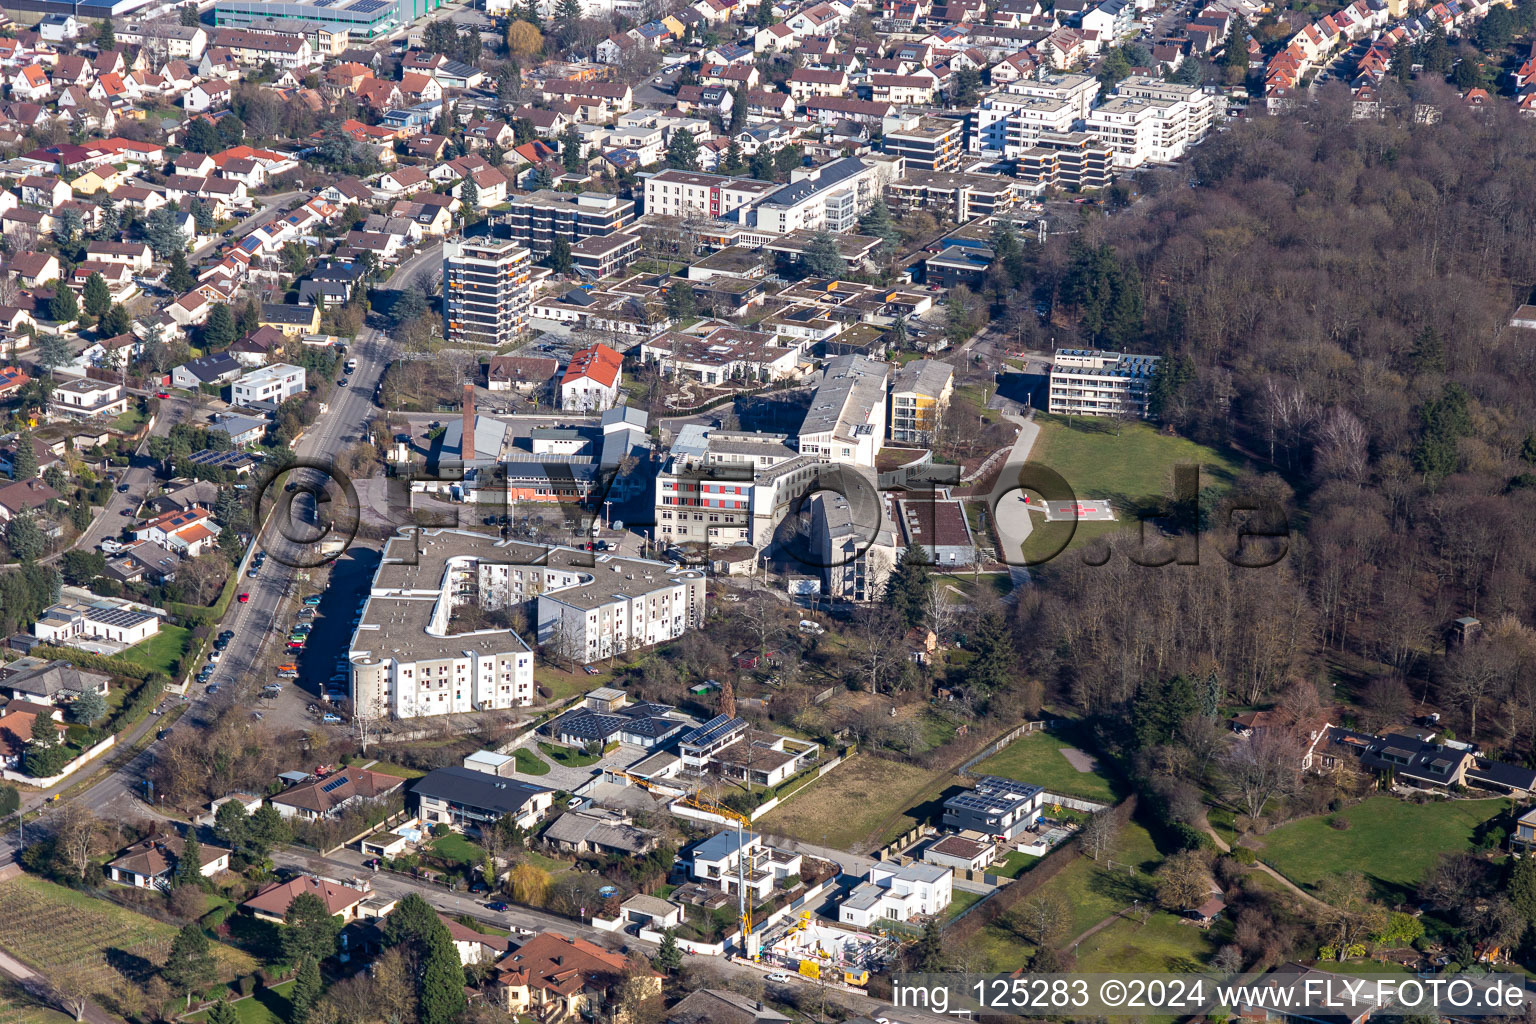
[99,539,123,554]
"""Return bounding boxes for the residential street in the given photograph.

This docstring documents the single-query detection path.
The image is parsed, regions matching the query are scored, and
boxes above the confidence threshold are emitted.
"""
[0,244,447,831]
[190,190,305,262]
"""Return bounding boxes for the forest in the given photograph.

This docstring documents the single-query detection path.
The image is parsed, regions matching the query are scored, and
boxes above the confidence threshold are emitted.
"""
[1007,94,1536,762]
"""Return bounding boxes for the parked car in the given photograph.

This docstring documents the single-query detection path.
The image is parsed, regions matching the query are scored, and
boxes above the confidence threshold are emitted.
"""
[766,973,792,984]
[486,901,509,912]
[322,712,343,723]
[238,592,250,603]
[303,596,321,606]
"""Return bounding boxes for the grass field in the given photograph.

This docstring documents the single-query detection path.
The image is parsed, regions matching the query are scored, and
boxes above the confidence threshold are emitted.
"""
[187,981,296,1024]
[115,625,191,676]
[1027,415,1245,502]
[1019,416,1247,563]
[513,748,549,775]
[1073,909,1221,973]
[964,820,1165,973]
[429,833,485,865]
[756,755,953,852]
[0,978,72,1024]
[537,742,600,768]
[534,665,610,702]
[972,728,1122,804]
[1258,796,1509,901]
[0,876,255,1003]
[365,761,425,779]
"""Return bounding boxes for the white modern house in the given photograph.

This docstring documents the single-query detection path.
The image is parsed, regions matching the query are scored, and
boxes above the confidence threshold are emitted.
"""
[232,363,306,406]
[838,862,953,927]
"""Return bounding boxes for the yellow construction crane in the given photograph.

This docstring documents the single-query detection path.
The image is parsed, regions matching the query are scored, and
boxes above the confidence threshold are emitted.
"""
[609,771,758,957]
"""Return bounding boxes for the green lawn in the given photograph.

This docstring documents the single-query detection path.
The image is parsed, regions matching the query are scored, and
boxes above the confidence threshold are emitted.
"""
[756,755,948,852]
[1073,909,1220,973]
[963,819,1163,973]
[945,889,984,922]
[1258,796,1510,901]
[430,832,485,865]
[992,850,1043,879]
[1027,415,1245,500]
[366,761,425,779]
[1018,415,1247,563]
[973,727,1122,804]
[110,404,148,434]
[513,748,550,775]
[188,981,296,1024]
[114,624,191,676]
[537,742,601,768]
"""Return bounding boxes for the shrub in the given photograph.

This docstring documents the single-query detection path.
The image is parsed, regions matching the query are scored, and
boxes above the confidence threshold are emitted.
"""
[235,975,256,997]
[1328,816,1351,831]
[1229,846,1256,865]
[431,823,450,838]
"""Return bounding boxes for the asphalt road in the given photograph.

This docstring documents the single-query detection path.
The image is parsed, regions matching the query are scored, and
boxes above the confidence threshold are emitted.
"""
[190,190,304,262]
[634,64,685,110]
[0,243,449,828]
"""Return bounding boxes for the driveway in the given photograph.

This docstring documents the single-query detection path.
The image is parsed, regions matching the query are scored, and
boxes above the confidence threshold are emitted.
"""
[985,412,1041,584]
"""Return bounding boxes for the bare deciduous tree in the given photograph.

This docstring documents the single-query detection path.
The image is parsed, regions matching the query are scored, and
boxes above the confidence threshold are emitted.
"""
[1078,808,1120,862]
[1221,729,1301,821]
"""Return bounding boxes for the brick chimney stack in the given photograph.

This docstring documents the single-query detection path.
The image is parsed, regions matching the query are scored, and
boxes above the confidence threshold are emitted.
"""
[462,382,475,461]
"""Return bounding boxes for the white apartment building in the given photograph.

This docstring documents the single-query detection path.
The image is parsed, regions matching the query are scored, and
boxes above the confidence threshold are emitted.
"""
[443,238,533,346]
[1086,76,1215,167]
[797,354,888,468]
[231,362,305,406]
[654,425,822,551]
[839,862,954,927]
[642,169,779,221]
[536,561,706,662]
[349,530,706,718]
[969,74,1098,156]
[750,156,891,234]
[809,490,898,602]
[1047,348,1162,417]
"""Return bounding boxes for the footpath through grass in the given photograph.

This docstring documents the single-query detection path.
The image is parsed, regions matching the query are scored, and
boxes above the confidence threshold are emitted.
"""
[1257,795,1509,901]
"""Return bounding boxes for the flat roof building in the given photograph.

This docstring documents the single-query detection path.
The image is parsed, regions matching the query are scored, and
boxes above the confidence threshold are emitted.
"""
[1047,348,1161,418]
[349,529,705,718]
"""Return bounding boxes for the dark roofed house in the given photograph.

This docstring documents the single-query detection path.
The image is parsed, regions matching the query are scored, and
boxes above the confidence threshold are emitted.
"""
[546,702,686,749]
[541,807,661,857]
[0,656,110,705]
[411,766,553,832]
[668,989,793,1024]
